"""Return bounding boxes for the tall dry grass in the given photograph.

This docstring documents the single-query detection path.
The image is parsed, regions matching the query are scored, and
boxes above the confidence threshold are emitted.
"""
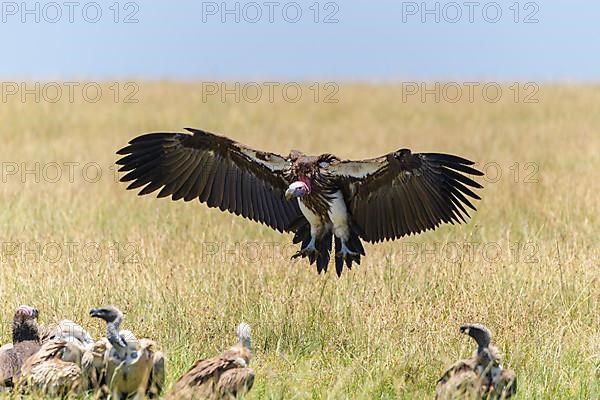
[0,82,598,398]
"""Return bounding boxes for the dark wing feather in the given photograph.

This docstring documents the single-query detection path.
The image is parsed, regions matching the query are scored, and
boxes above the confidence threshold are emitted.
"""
[327,149,483,243]
[116,128,302,232]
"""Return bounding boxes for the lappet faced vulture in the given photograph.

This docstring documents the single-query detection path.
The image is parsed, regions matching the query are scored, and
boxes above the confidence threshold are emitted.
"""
[0,305,41,388]
[117,128,483,275]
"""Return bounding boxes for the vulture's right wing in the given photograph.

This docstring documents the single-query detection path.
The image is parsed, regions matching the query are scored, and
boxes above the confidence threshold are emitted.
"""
[116,128,302,232]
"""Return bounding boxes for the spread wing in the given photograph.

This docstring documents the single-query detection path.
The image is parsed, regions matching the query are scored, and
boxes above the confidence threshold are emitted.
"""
[116,128,302,232]
[326,149,484,243]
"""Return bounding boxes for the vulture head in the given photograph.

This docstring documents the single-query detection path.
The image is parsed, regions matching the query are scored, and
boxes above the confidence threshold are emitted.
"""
[286,152,339,201]
[460,323,491,353]
[236,322,251,351]
[90,306,128,351]
[461,323,505,387]
[89,306,123,324]
[285,181,310,200]
[12,305,40,343]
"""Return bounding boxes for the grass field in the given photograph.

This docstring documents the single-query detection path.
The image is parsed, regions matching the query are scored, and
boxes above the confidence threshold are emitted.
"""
[0,82,598,399]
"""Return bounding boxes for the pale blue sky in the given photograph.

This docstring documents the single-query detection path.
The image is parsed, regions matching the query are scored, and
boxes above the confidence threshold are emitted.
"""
[0,0,597,81]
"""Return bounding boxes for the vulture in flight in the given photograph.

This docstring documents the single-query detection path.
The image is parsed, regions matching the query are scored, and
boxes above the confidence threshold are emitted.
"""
[436,324,517,399]
[90,306,165,399]
[0,305,41,388]
[167,322,254,400]
[117,127,483,275]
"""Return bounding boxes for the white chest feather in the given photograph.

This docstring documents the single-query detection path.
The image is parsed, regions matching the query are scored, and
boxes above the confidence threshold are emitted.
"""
[298,191,349,240]
[298,199,323,236]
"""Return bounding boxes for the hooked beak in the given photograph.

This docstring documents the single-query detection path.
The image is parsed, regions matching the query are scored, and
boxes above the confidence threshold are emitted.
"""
[285,181,309,200]
[89,308,100,318]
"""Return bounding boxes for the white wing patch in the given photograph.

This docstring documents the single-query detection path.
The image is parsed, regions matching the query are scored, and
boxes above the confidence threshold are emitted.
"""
[327,161,382,179]
[238,147,288,171]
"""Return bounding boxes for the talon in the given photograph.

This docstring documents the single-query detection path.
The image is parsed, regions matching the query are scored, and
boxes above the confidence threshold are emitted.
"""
[336,241,359,258]
[335,250,359,258]
[302,247,321,257]
[292,245,321,259]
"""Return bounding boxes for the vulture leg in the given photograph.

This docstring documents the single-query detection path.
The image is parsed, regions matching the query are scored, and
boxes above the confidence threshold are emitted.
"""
[292,200,327,260]
[335,241,360,259]
[291,236,320,259]
[328,191,363,274]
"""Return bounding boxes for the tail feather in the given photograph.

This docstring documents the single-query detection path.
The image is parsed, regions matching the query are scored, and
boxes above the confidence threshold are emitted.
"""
[291,220,364,276]
[316,231,332,274]
[349,227,366,255]
[334,238,344,276]
[333,224,364,276]
[293,222,310,244]
[291,220,332,274]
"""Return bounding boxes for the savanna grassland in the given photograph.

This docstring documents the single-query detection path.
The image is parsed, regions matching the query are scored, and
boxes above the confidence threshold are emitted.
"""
[0,82,598,399]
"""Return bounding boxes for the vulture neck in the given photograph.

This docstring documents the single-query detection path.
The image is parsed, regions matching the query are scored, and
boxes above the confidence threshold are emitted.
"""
[298,175,312,192]
[240,337,251,351]
[12,318,39,344]
[106,316,127,351]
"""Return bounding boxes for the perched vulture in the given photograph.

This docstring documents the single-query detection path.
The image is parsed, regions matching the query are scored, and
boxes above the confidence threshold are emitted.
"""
[436,324,517,399]
[41,319,96,349]
[0,305,41,388]
[20,317,99,397]
[19,339,84,397]
[90,306,165,399]
[117,128,484,275]
[168,322,254,400]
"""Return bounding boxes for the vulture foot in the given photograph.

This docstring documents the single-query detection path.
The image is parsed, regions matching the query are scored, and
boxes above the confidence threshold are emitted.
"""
[335,241,361,260]
[291,246,321,260]
[335,246,360,259]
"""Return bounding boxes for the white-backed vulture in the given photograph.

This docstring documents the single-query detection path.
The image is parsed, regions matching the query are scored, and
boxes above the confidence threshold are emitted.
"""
[36,318,107,395]
[436,324,517,399]
[19,339,84,397]
[90,306,165,399]
[167,322,254,400]
[117,128,484,276]
[42,319,96,349]
[0,305,41,388]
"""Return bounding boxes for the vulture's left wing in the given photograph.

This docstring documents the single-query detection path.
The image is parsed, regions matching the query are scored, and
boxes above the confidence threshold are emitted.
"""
[326,149,483,243]
[116,128,302,232]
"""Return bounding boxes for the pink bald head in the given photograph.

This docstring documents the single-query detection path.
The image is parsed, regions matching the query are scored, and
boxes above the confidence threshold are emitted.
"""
[285,181,310,200]
[15,305,39,320]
